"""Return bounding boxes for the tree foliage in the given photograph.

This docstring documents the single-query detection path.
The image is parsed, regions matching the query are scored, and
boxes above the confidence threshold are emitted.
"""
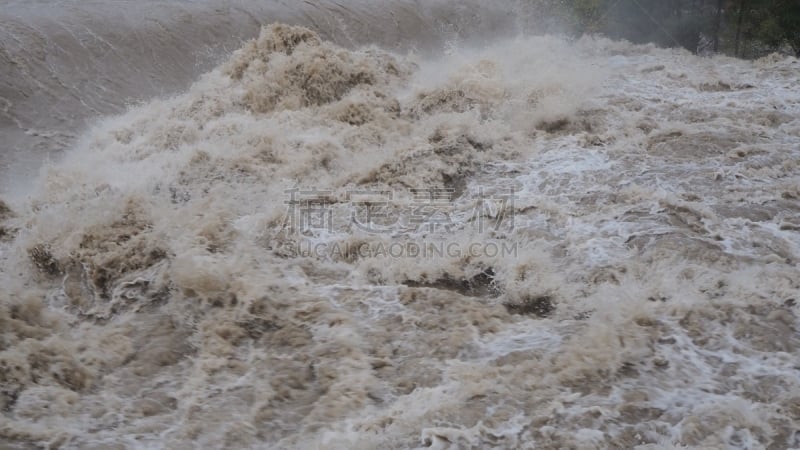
[563,0,800,58]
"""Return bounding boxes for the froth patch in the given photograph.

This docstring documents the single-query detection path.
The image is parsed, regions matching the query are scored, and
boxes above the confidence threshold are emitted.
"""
[0,292,94,414]
[0,199,12,221]
[359,126,501,198]
[225,24,321,78]
[225,24,408,113]
[0,198,17,242]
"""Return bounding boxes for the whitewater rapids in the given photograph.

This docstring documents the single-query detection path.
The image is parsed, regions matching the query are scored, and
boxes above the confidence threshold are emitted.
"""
[1,14,799,450]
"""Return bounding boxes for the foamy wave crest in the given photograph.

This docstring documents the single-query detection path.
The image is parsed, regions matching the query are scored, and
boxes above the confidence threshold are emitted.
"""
[1,24,799,450]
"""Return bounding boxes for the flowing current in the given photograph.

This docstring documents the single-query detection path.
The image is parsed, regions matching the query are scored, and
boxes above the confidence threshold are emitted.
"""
[1,2,799,449]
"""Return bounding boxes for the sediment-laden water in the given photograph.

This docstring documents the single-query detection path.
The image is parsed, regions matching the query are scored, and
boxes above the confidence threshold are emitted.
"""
[1,3,799,449]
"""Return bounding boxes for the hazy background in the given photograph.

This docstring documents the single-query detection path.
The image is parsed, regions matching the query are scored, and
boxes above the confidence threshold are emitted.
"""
[3,0,796,194]
[0,0,556,193]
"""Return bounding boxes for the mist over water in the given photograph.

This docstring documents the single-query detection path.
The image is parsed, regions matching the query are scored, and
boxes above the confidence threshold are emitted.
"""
[1,2,799,449]
[0,0,551,193]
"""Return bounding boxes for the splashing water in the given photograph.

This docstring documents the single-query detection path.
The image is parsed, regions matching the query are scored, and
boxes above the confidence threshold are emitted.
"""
[1,15,799,450]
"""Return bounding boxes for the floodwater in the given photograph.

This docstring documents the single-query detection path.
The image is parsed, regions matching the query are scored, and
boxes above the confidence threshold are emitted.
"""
[1,2,799,449]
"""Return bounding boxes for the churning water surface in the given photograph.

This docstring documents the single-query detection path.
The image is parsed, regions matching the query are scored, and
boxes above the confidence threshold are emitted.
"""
[1,1,799,449]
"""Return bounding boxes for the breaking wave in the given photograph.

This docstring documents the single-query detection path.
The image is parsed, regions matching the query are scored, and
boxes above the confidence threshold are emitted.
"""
[1,12,799,450]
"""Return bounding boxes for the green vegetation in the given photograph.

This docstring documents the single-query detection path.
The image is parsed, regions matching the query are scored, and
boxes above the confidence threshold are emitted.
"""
[561,0,800,58]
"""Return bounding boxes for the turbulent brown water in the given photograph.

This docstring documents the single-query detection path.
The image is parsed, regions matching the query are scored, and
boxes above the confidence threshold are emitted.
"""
[0,0,548,192]
[1,3,800,450]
